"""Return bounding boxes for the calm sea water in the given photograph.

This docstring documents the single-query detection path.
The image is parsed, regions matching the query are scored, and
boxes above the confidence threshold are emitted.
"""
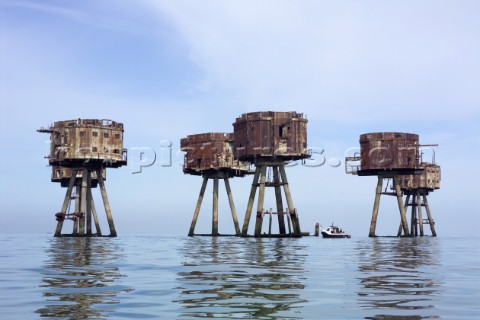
[0,234,479,319]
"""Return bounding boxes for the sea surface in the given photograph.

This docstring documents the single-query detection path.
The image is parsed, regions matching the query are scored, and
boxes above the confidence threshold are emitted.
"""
[0,234,479,319]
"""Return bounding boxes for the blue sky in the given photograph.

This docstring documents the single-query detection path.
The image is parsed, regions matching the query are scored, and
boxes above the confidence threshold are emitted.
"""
[1,0,479,236]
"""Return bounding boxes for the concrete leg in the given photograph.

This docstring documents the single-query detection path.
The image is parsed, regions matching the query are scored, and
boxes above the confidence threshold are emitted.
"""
[212,177,219,236]
[86,170,92,236]
[88,188,102,236]
[188,177,208,236]
[242,167,261,236]
[423,193,437,237]
[73,181,81,235]
[291,209,302,236]
[286,206,292,234]
[279,165,300,236]
[411,192,417,237]
[369,177,383,237]
[55,170,77,237]
[224,178,240,235]
[79,168,88,236]
[254,165,267,237]
[417,190,424,236]
[394,177,410,237]
[268,208,273,235]
[273,166,286,234]
[98,167,117,237]
[398,194,410,237]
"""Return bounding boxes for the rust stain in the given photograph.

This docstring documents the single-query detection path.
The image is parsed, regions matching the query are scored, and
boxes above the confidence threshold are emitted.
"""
[180,132,251,176]
[356,132,421,175]
[233,111,310,161]
[39,119,127,168]
[398,163,441,191]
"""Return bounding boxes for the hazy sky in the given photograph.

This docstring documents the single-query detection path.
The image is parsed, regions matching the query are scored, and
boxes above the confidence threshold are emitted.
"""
[1,0,479,236]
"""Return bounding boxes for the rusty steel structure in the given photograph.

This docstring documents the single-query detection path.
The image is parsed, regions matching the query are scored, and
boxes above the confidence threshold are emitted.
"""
[396,162,440,237]
[346,132,438,237]
[181,132,252,236]
[51,166,105,188]
[38,119,127,237]
[40,118,126,167]
[357,132,422,175]
[233,111,310,237]
[233,111,309,161]
[398,163,441,191]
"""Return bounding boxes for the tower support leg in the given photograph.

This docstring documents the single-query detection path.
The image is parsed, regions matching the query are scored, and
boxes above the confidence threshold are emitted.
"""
[286,207,292,234]
[89,188,102,236]
[411,191,418,237]
[55,170,77,237]
[212,177,219,236]
[398,194,410,236]
[369,177,383,237]
[273,166,286,234]
[242,167,261,236]
[417,190,424,236]
[279,165,301,236]
[224,178,241,235]
[422,193,437,236]
[98,167,117,237]
[73,181,81,235]
[79,168,88,235]
[268,209,273,235]
[188,177,208,236]
[86,170,92,236]
[254,165,267,237]
[394,177,410,237]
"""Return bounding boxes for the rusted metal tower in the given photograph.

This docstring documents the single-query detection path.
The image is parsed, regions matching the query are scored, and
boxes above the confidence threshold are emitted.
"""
[397,162,440,237]
[181,133,251,236]
[38,119,127,237]
[233,111,310,237]
[346,132,426,237]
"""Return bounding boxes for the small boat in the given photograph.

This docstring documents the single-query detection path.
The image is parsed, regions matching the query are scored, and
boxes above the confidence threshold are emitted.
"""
[321,224,351,238]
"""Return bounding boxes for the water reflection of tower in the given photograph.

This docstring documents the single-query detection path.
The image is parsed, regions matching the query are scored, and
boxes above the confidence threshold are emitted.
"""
[36,238,131,318]
[356,238,440,318]
[38,119,127,237]
[175,237,307,319]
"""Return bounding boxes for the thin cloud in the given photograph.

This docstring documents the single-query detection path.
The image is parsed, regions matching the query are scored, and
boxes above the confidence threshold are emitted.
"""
[1,0,149,34]
[146,0,480,122]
